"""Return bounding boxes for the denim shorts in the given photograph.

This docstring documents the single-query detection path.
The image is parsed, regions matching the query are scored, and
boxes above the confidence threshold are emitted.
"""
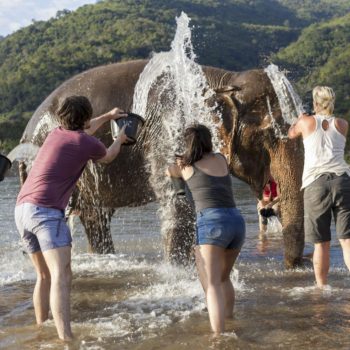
[15,203,72,254]
[304,172,350,243]
[196,207,246,249]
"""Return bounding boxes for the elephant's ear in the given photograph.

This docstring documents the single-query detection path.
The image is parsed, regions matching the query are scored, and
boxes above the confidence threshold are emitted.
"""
[213,85,241,111]
[213,85,240,135]
[214,85,241,94]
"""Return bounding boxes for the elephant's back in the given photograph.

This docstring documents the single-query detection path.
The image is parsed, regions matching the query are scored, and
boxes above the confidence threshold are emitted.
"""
[21,59,149,145]
[203,66,271,92]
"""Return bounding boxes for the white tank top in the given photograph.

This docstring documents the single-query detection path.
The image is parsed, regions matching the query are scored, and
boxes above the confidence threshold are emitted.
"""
[302,114,350,189]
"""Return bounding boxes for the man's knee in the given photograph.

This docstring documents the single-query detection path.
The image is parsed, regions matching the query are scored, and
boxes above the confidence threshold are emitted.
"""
[66,266,72,283]
[207,275,222,287]
[50,268,69,285]
[37,270,51,282]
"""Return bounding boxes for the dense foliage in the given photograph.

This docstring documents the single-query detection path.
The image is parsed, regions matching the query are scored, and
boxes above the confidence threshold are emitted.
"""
[1,0,350,152]
[275,13,350,120]
[276,0,350,22]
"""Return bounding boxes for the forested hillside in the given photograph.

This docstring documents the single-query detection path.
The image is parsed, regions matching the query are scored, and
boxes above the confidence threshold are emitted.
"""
[277,0,350,21]
[1,0,350,152]
[275,12,350,119]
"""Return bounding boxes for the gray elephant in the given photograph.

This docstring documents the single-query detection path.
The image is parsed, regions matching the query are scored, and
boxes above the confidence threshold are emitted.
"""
[18,59,304,268]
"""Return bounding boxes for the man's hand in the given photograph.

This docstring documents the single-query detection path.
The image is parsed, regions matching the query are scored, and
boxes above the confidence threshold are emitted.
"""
[85,108,128,135]
[108,108,128,120]
[115,125,129,144]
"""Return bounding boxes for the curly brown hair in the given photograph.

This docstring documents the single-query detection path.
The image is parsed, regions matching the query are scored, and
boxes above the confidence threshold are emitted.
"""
[57,95,93,130]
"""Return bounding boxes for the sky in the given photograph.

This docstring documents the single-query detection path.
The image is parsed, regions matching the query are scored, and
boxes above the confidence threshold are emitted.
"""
[0,0,97,37]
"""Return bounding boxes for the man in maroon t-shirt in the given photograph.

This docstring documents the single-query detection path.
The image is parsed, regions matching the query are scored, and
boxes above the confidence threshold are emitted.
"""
[15,95,129,341]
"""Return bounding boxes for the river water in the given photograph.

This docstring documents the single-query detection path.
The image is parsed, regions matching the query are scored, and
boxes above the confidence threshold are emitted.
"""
[1,176,350,349]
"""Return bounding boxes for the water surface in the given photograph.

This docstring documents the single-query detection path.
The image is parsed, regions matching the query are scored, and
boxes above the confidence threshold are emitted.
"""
[1,177,350,349]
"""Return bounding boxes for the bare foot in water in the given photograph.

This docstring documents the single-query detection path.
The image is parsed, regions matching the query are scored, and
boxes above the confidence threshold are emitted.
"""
[59,334,74,342]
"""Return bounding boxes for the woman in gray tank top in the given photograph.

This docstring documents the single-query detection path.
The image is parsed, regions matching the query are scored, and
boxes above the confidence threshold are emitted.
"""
[167,124,245,335]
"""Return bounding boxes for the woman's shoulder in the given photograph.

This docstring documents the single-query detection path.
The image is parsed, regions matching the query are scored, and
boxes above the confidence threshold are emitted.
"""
[334,116,348,126]
[214,153,229,167]
[333,117,348,136]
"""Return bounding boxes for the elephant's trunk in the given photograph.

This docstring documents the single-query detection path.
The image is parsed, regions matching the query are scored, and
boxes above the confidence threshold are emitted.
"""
[269,137,305,268]
[163,197,196,264]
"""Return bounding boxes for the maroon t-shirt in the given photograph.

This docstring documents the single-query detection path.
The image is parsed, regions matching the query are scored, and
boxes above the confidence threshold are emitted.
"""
[17,127,107,210]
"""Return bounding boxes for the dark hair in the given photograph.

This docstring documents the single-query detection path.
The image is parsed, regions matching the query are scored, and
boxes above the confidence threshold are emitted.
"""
[180,124,213,167]
[57,95,93,130]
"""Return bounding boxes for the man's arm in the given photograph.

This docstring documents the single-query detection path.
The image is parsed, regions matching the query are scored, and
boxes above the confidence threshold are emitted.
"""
[85,108,127,136]
[97,125,128,164]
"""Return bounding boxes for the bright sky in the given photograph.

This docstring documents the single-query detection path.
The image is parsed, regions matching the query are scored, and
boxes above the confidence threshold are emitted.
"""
[0,0,97,37]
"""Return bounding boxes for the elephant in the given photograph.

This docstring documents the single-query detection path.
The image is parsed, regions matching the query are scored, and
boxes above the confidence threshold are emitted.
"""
[17,59,304,268]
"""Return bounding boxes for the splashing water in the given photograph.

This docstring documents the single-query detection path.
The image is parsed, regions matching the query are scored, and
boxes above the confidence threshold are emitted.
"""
[131,12,222,243]
[31,112,60,144]
[265,64,304,125]
[7,112,59,166]
[6,143,40,163]
[266,95,287,139]
[132,12,220,152]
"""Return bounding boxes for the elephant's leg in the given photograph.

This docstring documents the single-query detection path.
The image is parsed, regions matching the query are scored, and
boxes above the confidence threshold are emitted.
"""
[270,139,304,268]
[147,154,195,263]
[162,196,196,264]
[280,201,304,268]
[79,207,115,254]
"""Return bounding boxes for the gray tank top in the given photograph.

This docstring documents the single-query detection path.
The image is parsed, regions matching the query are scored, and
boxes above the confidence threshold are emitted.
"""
[186,156,236,212]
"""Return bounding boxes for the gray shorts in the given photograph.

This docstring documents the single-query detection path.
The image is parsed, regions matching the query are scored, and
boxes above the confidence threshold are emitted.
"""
[304,173,350,243]
[15,203,72,254]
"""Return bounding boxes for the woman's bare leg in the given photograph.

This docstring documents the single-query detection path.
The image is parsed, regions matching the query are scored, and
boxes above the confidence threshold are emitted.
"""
[313,241,330,287]
[196,244,225,335]
[339,238,350,271]
[195,246,208,293]
[221,249,240,318]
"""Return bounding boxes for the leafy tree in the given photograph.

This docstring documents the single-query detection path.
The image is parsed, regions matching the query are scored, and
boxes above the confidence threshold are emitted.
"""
[274,13,350,146]
[0,0,350,152]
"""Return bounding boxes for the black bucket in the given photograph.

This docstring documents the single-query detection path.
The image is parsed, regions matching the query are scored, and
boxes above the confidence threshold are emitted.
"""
[114,112,145,145]
[0,154,12,182]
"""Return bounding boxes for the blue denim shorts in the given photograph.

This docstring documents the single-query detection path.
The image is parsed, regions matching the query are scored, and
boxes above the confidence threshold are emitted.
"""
[196,207,246,249]
[15,203,72,254]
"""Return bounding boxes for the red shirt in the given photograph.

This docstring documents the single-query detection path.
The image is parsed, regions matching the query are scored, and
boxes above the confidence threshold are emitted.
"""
[263,179,278,200]
[17,127,106,210]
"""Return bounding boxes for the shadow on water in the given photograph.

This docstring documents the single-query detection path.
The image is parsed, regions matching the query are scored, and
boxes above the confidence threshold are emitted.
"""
[1,177,350,349]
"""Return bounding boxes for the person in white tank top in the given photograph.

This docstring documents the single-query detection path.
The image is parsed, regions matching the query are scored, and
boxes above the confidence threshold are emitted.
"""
[288,86,350,288]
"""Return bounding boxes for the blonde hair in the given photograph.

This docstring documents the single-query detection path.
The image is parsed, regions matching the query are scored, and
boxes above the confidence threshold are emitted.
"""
[312,86,335,115]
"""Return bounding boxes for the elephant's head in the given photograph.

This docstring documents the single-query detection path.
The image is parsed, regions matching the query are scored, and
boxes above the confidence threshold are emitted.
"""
[204,67,304,267]
[204,68,290,198]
